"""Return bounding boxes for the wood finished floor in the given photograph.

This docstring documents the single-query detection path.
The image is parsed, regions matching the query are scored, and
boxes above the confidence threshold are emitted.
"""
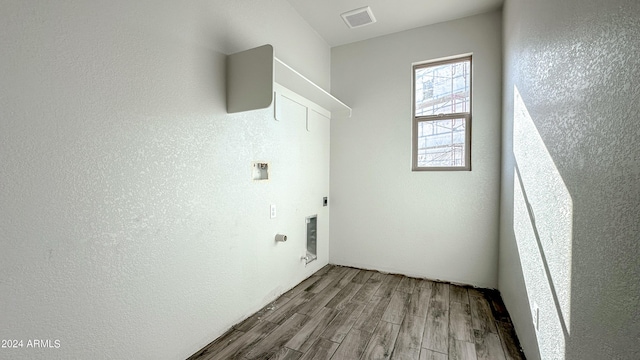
[188,265,525,360]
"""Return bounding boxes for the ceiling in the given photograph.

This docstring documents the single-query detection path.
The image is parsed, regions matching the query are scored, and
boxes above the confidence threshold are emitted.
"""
[287,0,504,47]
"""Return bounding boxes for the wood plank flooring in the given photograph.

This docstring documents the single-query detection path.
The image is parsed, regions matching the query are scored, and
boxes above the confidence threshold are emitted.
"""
[188,265,525,360]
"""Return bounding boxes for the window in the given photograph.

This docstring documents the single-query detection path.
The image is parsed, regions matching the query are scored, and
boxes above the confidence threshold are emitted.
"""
[412,56,471,171]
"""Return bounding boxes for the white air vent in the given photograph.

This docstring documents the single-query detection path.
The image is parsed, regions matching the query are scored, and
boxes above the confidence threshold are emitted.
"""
[341,6,376,29]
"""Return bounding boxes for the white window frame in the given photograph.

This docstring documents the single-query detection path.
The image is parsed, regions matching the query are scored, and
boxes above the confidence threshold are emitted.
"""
[412,55,472,171]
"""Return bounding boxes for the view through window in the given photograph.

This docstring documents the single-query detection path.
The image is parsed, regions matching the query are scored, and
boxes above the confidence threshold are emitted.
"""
[412,56,471,171]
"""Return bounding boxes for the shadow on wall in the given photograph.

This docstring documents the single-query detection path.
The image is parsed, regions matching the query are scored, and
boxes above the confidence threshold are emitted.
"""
[510,85,573,359]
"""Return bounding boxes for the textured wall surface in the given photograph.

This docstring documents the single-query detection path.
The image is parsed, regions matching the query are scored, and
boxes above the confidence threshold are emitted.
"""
[330,11,502,288]
[499,0,640,359]
[0,1,331,359]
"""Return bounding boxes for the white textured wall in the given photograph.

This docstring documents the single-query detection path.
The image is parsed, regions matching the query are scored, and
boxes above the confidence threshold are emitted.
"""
[0,1,331,359]
[330,11,502,288]
[499,0,640,359]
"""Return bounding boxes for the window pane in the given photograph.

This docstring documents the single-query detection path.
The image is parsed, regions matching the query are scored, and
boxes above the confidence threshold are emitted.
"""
[415,60,470,117]
[416,118,466,167]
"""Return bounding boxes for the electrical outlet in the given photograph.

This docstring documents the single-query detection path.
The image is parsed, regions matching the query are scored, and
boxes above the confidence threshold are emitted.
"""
[270,204,276,219]
[532,302,539,332]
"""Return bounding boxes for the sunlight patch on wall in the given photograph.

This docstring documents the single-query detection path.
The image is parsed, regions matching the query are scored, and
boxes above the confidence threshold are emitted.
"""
[512,85,573,359]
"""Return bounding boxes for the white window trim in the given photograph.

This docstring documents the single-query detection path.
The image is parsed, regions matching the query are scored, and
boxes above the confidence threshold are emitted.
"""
[412,55,472,171]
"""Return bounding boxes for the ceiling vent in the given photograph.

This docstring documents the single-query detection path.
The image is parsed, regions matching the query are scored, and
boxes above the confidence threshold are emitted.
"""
[341,6,377,29]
